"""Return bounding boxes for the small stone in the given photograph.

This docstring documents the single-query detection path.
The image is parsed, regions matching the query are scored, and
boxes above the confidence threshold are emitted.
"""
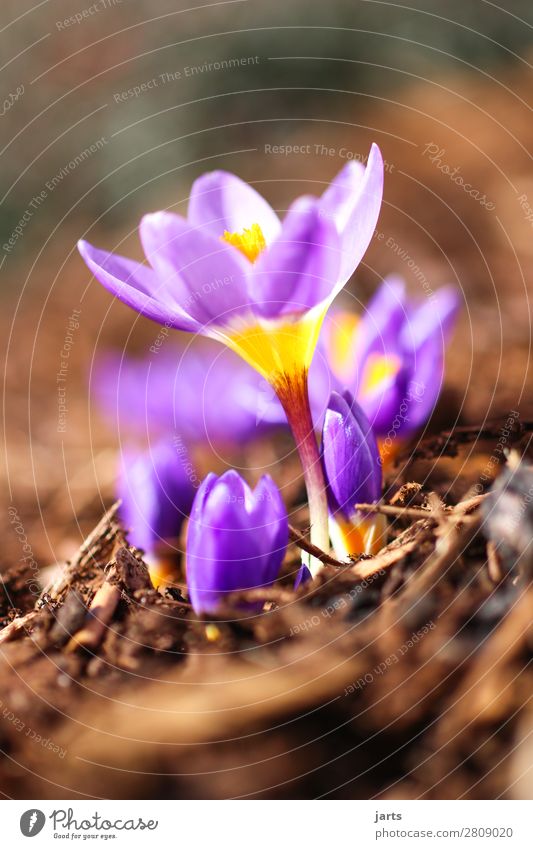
[482,463,533,575]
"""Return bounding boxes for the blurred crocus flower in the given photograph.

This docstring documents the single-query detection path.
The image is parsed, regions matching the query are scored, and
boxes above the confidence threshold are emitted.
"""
[93,343,281,446]
[186,470,288,614]
[79,146,384,564]
[118,441,196,588]
[321,391,385,560]
[311,276,460,460]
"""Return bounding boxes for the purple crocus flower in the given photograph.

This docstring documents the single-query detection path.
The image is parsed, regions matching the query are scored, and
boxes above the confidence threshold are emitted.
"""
[321,391,385,559]
[92,343,281,446]
[118,440,196,587]
[354,278,460,440]
[79,147,384,565]
[305,277,461,454]
[186,470,288,614]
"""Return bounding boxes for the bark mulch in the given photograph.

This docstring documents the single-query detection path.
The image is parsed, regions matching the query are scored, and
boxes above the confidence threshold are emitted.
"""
[1,427,532,800]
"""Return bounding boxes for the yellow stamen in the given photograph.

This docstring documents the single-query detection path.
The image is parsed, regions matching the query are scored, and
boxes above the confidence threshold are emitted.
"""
[360,352,402,397]
[329,513,387,560]
[222,222,266,263]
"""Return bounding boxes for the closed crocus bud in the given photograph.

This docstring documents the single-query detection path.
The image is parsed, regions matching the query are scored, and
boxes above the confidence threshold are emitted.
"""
[186,470,288,614]
[118,441,197,588]
[321,391,385,559]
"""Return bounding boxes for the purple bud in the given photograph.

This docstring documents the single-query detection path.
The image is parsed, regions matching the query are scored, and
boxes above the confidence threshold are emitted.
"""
[118,441,196,559]
[186,470,288,614]
[321,391,382,522]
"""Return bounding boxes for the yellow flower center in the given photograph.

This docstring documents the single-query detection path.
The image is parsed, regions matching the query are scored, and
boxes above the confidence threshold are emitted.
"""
[218,222,325,387]
[327,312,360,383]
[329,513,387,559]
[221,303,328,386]
[360,352,402,397]
[221,222,266,263]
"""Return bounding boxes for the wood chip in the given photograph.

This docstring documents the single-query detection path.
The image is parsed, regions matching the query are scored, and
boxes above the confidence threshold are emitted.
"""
[66,580,121,653]
[0,610,39,646]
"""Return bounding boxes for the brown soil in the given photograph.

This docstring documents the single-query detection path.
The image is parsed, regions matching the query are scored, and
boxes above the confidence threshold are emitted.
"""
[1,433,532,799]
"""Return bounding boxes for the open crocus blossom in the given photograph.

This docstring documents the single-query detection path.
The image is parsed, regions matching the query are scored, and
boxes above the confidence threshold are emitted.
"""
[118,441,196,588]
[321,391,385,560]
[79,144,384,565]
[312,276,460,460]
[186,470,288,614]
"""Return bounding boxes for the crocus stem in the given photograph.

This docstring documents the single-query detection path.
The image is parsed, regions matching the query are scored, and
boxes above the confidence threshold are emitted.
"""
[275,369,329,575]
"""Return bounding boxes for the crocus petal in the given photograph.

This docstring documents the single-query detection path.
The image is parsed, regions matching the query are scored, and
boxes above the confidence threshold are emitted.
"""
[339,389,382,498]
[188,495,259,609]
[92,351,177,439]
[294,564,312,588]
[250,196,341,318]
[188,170,282,243]
[306,347,343,429]
[92,344,280,445]
[139,211,251,327]
[400,286,461,352]
[186,471,288,614]
[320,160,366,230]
[118,441,196,556]
[400,337,444,431]
[212,468,251,509]
[388,287,460,435]
[322,391,382,520]
[186,483,264,614]
[77,240,199,332]
[358,366,410,436]
[328,143,384,288]
[355,276,407,367]
[188,472,218,533]
[200,347,281,438]
[249,475,289,583]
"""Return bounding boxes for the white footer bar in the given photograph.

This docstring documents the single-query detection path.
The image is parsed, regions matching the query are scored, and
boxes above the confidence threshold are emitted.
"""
[3,800,532,848]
